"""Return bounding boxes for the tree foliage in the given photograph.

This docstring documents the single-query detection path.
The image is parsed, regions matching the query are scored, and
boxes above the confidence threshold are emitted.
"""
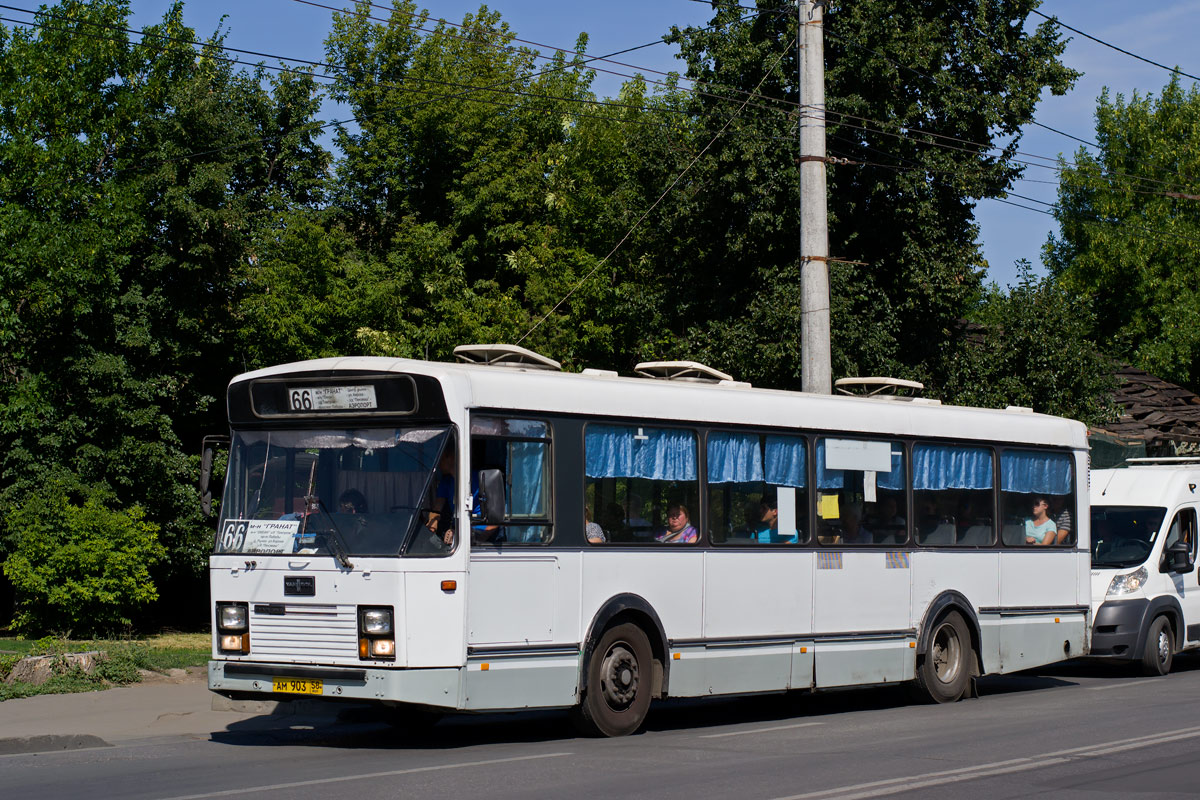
[0,0,1118,632]
[3,483,165,636]
[1046,76,1200,391]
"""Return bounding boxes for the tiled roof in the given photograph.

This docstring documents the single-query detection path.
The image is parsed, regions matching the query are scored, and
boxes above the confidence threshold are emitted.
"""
[1092,365,1200,444]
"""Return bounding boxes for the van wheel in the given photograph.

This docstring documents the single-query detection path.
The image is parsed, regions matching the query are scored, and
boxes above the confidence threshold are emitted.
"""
[570,623,653,737]
[914,611,972,703]
[1141,616,1174,676]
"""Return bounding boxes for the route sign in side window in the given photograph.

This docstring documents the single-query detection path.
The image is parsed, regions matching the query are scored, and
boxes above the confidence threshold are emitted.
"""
[707,432,808,545]
[585,424,700,545]
[815,438,906,546]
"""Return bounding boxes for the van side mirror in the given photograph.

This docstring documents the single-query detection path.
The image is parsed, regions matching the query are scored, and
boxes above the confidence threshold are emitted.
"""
[475,469,506,526]
[1165,540,1195,574]
[200,435,229,517]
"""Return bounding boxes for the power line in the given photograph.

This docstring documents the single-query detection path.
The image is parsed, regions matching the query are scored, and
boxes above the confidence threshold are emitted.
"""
[1030,8,1200,85]
[516,33,799,346]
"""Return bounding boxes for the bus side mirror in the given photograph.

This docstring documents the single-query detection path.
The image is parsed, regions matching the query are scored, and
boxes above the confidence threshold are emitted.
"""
[476,469,506,526]
[200,435,230,517]
[1165,540,1194,574]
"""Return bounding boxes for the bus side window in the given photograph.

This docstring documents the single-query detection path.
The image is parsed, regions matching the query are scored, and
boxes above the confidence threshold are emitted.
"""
[585,424,699,544]
[707,432,807,545]
[470,417,553,544]
[999,449,1074,546]
[913,444,994,547]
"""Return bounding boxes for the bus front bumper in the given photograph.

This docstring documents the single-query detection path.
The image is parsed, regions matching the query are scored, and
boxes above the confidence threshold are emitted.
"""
[208,660,462,708]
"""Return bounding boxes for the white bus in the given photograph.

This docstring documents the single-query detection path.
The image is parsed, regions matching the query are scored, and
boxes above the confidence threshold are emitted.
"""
[205,345,1090,736]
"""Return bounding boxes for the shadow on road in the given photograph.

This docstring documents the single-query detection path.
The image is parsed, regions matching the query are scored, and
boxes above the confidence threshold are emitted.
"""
[207,661,1107,751]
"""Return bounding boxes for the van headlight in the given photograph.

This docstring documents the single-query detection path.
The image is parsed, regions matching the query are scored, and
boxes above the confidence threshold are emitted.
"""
[1107,567,1148,596]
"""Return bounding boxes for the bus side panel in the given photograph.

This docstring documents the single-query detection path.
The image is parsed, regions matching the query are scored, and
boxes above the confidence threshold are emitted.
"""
[404,569,467,667]
[461,552,581,710]
[812,551,912,687]
[582,551,704,693]
[998,552,1086,670]
[695,550,812,695]
[911,552,999,675]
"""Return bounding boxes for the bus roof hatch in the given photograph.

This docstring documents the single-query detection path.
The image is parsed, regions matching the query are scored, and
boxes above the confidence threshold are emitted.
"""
[453,344,561,371]
[634,360,736,384]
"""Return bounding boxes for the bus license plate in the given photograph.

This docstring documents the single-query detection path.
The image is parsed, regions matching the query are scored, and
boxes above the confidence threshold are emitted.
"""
[272,677,323,695]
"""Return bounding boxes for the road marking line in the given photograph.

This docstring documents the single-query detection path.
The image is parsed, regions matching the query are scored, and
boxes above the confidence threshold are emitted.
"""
[1086,678,1164,691]
[158,752,571,799]
[769,725,1200,800]
[698,722,824,739]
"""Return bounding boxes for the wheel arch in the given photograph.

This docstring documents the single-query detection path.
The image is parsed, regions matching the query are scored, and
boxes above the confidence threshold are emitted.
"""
[580,593,669,697]
[1137,596,1185,656]
[916,591,984,676]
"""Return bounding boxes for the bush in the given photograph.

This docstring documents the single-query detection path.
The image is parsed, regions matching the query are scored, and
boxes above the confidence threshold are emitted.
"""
[2,486,166,636]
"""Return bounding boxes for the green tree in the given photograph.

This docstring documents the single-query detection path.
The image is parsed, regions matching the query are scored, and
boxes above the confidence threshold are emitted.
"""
[4,483,165,636]
[1046,76,1200,391]
[0,0,328,624]
[661,0,1078,389]
[939,263,1117,423]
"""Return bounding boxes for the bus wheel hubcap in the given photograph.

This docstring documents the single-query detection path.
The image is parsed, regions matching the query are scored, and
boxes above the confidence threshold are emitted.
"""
[932,624,961,684]
[601,644,639,709]
[1158,630,1170,663]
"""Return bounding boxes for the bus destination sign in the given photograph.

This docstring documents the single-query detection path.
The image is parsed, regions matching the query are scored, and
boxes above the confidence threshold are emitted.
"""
[286,385,378,412]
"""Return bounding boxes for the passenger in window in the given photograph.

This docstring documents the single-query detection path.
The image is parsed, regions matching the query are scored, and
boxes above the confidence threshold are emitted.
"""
[657,503,698,543]
[585,506,606,544]
[425,448,457,547]
[1024,495,1057,545]
[756,494,798,543]
[1051,497,1072,545]
[840,504,873,544]
[600,502,628,541]
[338,489,367,514]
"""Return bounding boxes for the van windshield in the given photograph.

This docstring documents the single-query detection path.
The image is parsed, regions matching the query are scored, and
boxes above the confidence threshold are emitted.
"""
[1091,506,1167,568]
[215,426,453,558]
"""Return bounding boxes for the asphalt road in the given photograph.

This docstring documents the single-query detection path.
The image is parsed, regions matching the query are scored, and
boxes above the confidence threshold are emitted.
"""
[5,656,1200,800]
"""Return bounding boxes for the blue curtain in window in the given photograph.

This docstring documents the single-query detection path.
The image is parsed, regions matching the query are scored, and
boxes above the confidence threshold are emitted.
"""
[586,425,697,481]
[1001,451,1073,494]
[707,432,763,483]
[509,442,546,518]
[816,440,903,490]
[913,445,993,490]
[765,435,806,487]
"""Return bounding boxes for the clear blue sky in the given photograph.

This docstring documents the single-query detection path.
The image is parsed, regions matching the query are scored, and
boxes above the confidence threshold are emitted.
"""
[123,0,1199,290]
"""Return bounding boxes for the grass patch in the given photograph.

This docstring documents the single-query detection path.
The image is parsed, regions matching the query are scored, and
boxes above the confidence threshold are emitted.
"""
[0,632,210,701]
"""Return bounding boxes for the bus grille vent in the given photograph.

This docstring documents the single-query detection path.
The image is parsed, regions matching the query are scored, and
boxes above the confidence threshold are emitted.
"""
[250,603,359,662]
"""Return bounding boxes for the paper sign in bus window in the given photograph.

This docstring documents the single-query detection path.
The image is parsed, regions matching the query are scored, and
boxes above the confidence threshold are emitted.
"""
[825,439,893,472]
[778,486,797,537]
[243,520,299,553]
[818,493,840,519]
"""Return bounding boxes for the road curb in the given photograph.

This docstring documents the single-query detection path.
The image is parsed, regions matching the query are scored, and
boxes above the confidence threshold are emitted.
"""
[0,734,112,755]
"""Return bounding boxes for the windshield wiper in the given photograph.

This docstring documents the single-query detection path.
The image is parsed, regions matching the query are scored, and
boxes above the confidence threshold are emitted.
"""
[298,461,354,570]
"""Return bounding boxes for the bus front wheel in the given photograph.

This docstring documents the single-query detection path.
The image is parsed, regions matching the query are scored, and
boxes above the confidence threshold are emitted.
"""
[572,622,653,737]
[915,610,972,703]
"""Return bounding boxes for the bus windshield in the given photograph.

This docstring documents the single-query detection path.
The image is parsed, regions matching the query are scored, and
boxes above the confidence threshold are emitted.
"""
[215,426,452,558]
[1091,505,1167,568]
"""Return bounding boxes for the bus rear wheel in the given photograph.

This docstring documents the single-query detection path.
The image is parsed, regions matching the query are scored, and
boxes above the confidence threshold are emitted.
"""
[571,623,653,737]
[1140,615,1174,676]
[915,610,972,703]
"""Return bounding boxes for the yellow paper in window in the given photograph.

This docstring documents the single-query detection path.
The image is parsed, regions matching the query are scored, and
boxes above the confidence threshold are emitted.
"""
[818,493,840,519]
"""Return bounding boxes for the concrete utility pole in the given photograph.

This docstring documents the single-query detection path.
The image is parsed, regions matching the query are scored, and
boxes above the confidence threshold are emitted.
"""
[799,0,831,394]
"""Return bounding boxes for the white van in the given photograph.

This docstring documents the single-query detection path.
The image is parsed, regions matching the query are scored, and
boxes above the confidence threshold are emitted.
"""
[1090,459,1200,674]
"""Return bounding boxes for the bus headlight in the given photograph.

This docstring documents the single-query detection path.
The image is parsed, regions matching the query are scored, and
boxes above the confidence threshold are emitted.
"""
[361,607,393,635]
[218,603,248,631]
[216,602,250,655]
[358,606,395,661]
[1107,567,1148,596]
